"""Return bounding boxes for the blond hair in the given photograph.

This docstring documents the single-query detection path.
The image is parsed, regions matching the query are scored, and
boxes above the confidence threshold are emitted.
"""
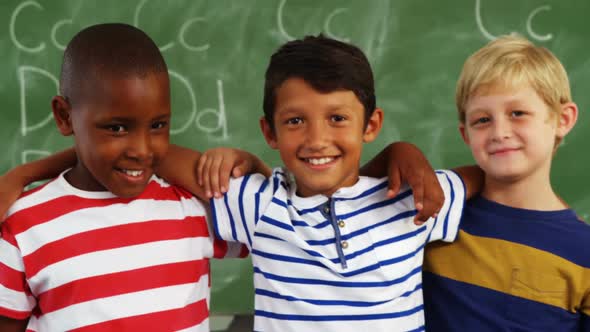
[456,35,571,125]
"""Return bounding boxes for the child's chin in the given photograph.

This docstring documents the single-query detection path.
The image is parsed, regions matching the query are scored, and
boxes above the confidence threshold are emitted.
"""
[111,185,148,198]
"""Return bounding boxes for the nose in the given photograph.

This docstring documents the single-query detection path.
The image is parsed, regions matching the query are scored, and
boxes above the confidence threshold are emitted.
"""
[126,130,154,162]
[304,120,329,151]
[491,117,511,141]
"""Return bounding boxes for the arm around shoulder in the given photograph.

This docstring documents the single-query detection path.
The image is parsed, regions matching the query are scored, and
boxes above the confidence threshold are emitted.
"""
[451,165,484,200]
[0,147,76,219]
[156,144,271,201]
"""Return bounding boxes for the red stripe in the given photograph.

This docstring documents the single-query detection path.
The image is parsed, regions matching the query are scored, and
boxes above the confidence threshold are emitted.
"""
[6,180,196,235]
[212,238,228,258]
[0,262,29,294]
[239,245,249,258]
[72,299,208,332]
[70,297,209,332]
[24,217,209,277]
[0,306,31,320]
[38,259,209,314]
[1,224,19,247]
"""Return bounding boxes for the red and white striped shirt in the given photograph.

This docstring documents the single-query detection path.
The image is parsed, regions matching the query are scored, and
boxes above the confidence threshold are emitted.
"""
[0,172,246,331]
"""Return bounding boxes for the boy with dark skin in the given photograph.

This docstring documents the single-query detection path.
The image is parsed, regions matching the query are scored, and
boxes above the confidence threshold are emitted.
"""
[0,23,256,332]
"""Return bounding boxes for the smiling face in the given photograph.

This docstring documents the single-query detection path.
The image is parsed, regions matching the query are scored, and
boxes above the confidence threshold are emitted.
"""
[261,78,382,197]
[53,72,171,198]
[460,83,566,185]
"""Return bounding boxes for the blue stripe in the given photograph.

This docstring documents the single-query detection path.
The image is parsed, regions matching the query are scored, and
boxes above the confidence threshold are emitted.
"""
[209,198,223,240]
[255,288,411,307]
[375,225,427,248]
[238,174,253,247]
[254,178,269,226]
[271,197,288,209]
[406,325,426,332]
[255,304,423,321]
[252,249,326,268]
[334,180,389,201]
[292,219,331,229]
[439,172,456,240]
[260,215,295,232]
[272,176,280,194]
[223,193,238,241]
[338,189,413,220]
[293,201,327,215]
[256,288,389,306]
[253,265,422,287]
[423,272,581,331]
[254,231,284,242]
[305,209,417,246]
[461,195,590,267]
[252,228,427,275]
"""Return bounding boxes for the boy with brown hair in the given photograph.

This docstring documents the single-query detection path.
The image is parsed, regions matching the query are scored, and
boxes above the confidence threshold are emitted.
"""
[423,35,590,331]
[202,35,482,331]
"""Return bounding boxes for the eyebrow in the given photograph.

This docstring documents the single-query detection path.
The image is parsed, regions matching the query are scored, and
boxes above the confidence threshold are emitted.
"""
[104,113,170,123]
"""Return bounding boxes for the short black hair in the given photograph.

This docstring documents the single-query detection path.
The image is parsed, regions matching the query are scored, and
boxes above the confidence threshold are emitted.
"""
[263,35,376,130]
[60,23,168,105]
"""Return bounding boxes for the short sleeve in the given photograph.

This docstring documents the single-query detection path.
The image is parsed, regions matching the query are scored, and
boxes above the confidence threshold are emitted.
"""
[0,223,35,319]
[171,184,250,260]
[210,172,274,249]
[427,170,466,243]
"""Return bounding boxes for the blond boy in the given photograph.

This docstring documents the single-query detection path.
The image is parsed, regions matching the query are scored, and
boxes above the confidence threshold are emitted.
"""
[423,35,589,331]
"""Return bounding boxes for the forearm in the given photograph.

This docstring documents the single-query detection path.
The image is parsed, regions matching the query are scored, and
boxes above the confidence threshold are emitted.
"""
[156,145,271,200]
[451,165,484,199]
[249,154,272,178]
[10,147,76,186]
[359,142,396,177]
[156,144,206,199]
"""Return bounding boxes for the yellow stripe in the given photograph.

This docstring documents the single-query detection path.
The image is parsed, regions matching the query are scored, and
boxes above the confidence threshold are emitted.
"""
[424,230,589,313]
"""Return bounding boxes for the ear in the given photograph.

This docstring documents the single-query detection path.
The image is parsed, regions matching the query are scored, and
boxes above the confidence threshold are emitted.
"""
[52,96,74,136]
[362,108,384,143]
[259,116,278,149]
[555,102,578,139]
[459,123,470,145]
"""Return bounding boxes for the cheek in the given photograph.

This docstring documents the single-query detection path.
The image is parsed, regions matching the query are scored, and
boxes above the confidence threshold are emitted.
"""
[151,136,170,157]
[463,131,487,155]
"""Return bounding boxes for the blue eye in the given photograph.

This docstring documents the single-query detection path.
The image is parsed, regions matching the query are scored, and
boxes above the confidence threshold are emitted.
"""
[472,117,490,126]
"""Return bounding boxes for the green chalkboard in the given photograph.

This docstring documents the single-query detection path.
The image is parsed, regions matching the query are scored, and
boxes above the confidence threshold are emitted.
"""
[1,0,588,314]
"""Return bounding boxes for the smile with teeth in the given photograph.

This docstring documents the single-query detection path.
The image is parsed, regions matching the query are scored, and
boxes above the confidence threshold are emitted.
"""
[120,169,144,177]
[305,157,335,165]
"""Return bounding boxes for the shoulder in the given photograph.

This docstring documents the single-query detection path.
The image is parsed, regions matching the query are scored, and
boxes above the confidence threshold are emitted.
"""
[5,177,63,221]
[227,167,290,197]
[139,176,208,212]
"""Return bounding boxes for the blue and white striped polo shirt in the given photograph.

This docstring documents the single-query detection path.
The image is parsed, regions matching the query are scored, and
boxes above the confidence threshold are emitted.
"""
[211,168,465,332]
